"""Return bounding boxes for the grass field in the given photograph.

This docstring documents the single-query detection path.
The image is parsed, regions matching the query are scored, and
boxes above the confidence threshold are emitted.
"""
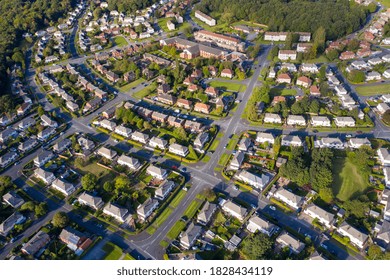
[355,84,390,96]
[167,220,186,240]
[226,135,239,150]
[209,139,220,152]
[154,207,173,227]
[183,199,203,219]
[270,87,297,96]
[378,0,390,7]
[76,161,110,177]
[170,190,187,208]
[123,253,135,260]
[133,84,156,99]
[103,242,123,260]
[218,153,230,166]
[209,81,246,92]
[113,36,128,47]
[332,157,368,201]
[119,78,145,92]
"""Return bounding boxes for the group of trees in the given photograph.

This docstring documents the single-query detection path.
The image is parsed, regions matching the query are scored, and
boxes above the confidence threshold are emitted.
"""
[197,0,369,41]
[280,147,335,201]
[246,85,271,121]
[21,201,48,217]
[0,0,76,112]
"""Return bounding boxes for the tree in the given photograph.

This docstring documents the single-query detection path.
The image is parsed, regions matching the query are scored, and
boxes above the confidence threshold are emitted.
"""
[383,110,390,125]
[81,173,98,192]
[74,157,86,168]
[21,201,36,212]
[367,245,383,260]
[37,106,45,116]
[313,26,326,53]
[240,233,273,259]
[203,187,217,202]
[309,99,320,114]
[103,181,114,193]
[326,49,339,61]
[318,187,334,203]
[348,70,365,83]
[114,176,131,195]
[35,202,47,217]
[52,212,69,228]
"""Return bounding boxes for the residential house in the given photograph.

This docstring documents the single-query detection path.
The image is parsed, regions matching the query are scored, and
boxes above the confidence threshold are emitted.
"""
[137,198,159,221]
[114,125,132,138]
[222,201,247,221]
[97,146,117,160]
[59,227,92,255]
[37,127,56,141]
[278,50,297,60]
[337,222,368,249]
[103,203,128,223]
[264,113,282,124]
[51,178,76,196]
[221,69,234,78]
[154,180,175,200]
[311,116,331,127]
[287,115,306,126]
[334,117,355,127]
[238,137,252,152]
[236,170,270,190]
[34,168,55,184]
[157,94,176,105]
[194,132,209,150]
[348,138,371,149]
[180,223,202,249]
[2,191,24,209]
[146,165,168,180]
[0,212,25,236]
[0,152,18,168]
[296,76,312,88]
[377,103,390,115]
[78,137,95,151]
[34,150,54,167]
[117,155,141,170]
[53,138,72,153]
[78,192,104,210]
[18,139,38,153]
[149,136,168,150]
[131,131,150,144]
[378,148,390,166]
[194,10,216,26]
[21,231,50,256]
[230,151,245,170]
[281,135,302,147]
[276,232,305,254]
[194,102,211,114]
[247,215,277,236]
[0,128,17,143]
[274,188,304,209]
[256,132,275,145]
[304,204,334,228]
[276,73,292,84]
[177,98,192,110]
[40,115,58,128]
[315,137,344,149]
[197,201,217,226]
[169,143,189,157]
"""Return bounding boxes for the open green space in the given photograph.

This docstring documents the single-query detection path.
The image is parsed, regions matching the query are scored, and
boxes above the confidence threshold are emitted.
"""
[102,242,123,260]
[209,139,220,152]
[183,199,203,219]
[378,0,390,7]
[119,78,145,92]
[355,84,390,96]
[332,157,368,201]
[153,207,173,227]
[113,36,128,47]
[226,136,240,150]
[133,84,157,99]
[218,153,230,166]
[209,81,246,92]
[166,220,186,240]
[170,190,187,208]
[270,87,297,96]
[76,161,110,177]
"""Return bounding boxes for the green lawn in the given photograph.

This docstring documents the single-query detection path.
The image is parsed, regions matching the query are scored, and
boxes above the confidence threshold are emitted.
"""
[218,153,230,166]
[133,84,156,99]
[332,157,368,201]
[209,81,246,92]
[123,253,135,260]
[153,207,173,227]
[183,199,203,219]
[166,220,186,240]
[209,139,220,152]
[170,190,187,208]
[378,0,390,7]
[102,242,123,260]
[119,78,145,92]
[270,87,297,96]
[159,240,170,248]
[226,136,239,150]
[355,84,390,96]
[114,36,128,47]
[76,161,110,177]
